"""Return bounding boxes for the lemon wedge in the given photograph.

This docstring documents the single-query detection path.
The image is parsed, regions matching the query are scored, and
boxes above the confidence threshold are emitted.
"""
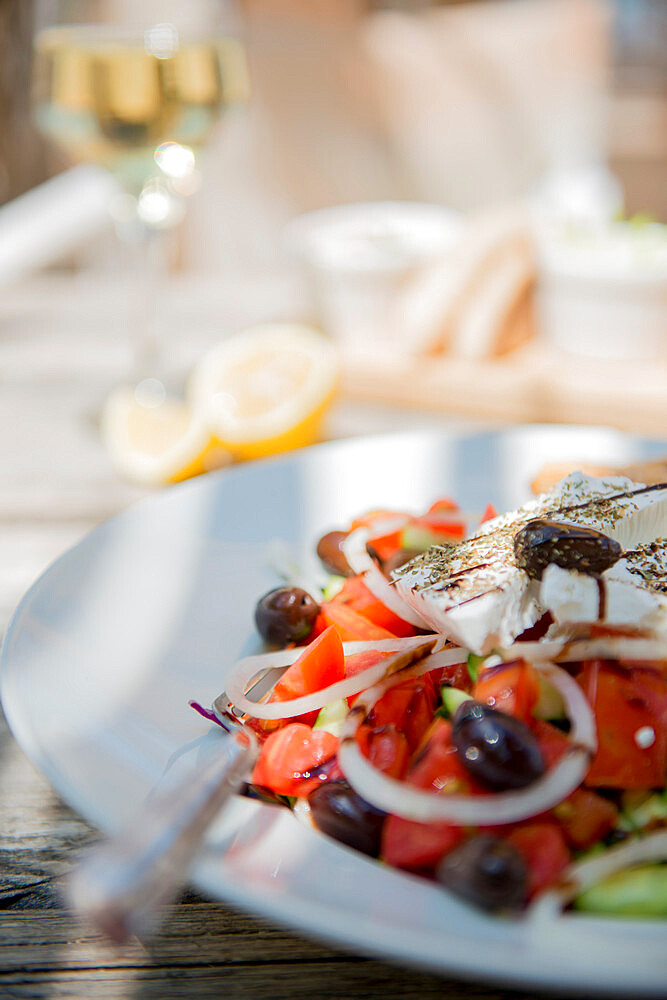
[101,383,232,486]
[189,323,340,460]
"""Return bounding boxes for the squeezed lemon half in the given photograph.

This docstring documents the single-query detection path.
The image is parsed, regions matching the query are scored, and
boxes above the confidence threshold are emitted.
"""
[101,383,232,486]
[188,323,340,461]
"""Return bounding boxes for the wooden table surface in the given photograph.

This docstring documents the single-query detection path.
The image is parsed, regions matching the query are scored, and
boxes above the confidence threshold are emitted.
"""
[0,273,608,1000]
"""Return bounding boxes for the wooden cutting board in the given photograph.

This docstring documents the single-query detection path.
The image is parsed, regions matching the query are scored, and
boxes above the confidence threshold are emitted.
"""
[340,341,667,437]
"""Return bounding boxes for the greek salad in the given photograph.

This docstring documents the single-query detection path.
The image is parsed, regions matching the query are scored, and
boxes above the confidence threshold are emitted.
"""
[194,473,667,917]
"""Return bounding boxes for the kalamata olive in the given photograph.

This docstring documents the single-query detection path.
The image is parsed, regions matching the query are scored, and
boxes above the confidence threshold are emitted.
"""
[316,530,353,577]
[514,518,622,581]
[452,700,545,791]
[254,586,320,647]
[308,780,386,857]
[436,834,528,911]
[240,782,290,808]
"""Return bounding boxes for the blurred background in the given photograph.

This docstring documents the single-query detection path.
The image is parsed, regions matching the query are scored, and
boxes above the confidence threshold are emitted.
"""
[0,0,666,460]
[1,3,666,988]
[3,1,666,217]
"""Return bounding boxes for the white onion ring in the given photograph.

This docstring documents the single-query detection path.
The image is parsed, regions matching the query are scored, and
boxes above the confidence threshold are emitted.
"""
[338,658,595,826]
[529,830,667,923]
[342,524,430,629]
[225,636,443,721]
[533,660,597,754]
[507,635,667,665]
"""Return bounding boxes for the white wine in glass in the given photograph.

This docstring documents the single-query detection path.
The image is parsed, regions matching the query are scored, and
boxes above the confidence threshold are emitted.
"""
[33,22,248,194]
[32,1,249,393]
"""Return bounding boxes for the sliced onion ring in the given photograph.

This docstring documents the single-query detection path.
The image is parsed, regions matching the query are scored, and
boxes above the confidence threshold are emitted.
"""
[338,658,595,826]
[342,524,430,629]
[534,660,597,753]
[224,636,444,721]
[528,830,667,923]
[506,635,667,665]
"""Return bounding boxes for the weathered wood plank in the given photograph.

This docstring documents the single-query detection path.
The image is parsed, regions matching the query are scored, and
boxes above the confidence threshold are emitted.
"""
[0,906,529,1000]
[0,710,97,910]
[0,964,503,1000]
[0,905,332,966]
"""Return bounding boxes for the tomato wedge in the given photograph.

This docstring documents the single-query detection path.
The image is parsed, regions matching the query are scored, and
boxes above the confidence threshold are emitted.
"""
[531,718,571,767]
[365,528,403,562]
[251,723,338,796]
[426,498,459,514]
[580,660,667,789]
[319,601,398,642]
[341,648,396,706]
[552,787,618,850]
[473,659,540,723]
[505,822,570,899]
[438,661,472,691]
[381,719,471,872]
[382,814,463,874]
[368,676,437,752]
[410,514,465,542]
[344,648,395,679]
[329,576,418,637]
[349,509,408,530]
[480,502,498,523]
[356,723,410,779]
[414,497,466,540]
[268,625,344,726]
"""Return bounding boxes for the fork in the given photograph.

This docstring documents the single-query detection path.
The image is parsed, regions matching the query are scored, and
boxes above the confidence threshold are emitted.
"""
[67,670,280,943]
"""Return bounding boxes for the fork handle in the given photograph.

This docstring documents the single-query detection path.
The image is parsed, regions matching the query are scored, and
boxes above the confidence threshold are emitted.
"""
[67,731,256,942]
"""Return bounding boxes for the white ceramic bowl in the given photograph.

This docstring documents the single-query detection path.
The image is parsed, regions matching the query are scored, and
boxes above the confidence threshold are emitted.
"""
[284,201,462,352]
[536,222,667,361]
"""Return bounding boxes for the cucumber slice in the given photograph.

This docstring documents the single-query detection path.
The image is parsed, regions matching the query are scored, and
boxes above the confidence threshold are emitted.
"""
[466,653,485,683]
[322,575,345,601]
[440,686,473,717]
[400,525,446,553]
[533,675,566,720]
[313,698,348,737]
[573,864,667,917]
[619,791,667,833]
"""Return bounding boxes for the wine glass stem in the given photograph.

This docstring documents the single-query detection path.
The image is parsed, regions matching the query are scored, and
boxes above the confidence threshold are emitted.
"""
[130,222,175,391]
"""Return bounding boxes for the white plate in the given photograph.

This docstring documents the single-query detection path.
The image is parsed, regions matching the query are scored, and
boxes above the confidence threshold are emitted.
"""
[2,426,666,995]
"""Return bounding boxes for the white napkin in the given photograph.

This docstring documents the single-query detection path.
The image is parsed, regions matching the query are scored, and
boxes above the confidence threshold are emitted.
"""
[0,166,121,289]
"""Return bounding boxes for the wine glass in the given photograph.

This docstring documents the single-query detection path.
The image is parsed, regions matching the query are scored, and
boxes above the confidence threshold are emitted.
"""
[32,0,249,401]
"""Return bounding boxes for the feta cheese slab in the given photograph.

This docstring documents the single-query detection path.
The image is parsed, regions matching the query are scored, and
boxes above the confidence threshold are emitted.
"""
[541,539,667,632]
[393,473,667,653]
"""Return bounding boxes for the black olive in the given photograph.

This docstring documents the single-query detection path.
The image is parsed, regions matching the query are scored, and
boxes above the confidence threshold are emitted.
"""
[452,700,545,791]
[308,780,386,857]
[316,531,353,577]
[239,783,291,808]
[514,518,622,581]
[254,587,320,647]
[436,834,528,911]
